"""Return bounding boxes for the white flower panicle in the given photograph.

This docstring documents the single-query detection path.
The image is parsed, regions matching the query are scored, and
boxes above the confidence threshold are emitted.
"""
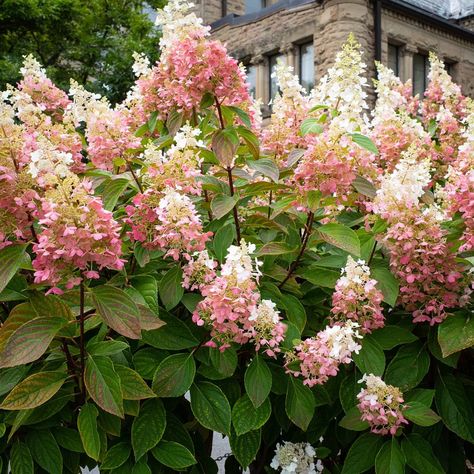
[132,52,151,78]
[0,91,15,127]
[221,240,262,285]
[322,321,362,362]
[427,52,462,101]
[27,139,73,181]
[20,54,47,80]
[338,256,371,288]
[158,187,196,222]
[66,80,109,126]
[155,0,209,54]
[173,124,204,150]
[311,34,368,133]
[273,60,307,101]
[271,441,323,474]
[373,144,432,212]
[249,299,280,324]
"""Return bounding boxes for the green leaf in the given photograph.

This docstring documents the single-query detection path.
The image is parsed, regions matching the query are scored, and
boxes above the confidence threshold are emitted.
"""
[300,118,324,136]
[0,317,66,368]
[244,354,272,408]
[401,433,444,474]
[142,313,198,350]
[317,224,361,256]
[350,133,379,155]
[301,266,340,288]
[11,441,34,474]
[166,108,183,136]
[159,266,184,310]
[92,285,141,339]
[190,382,232,436]
[339,406,369,431]
[232,395,271,436]
[163,413,195,454]
[404,401,441,426]
[371,266,399,307]
[236,125,259,158]
[132,275,159,314]
[340,374,360,413]
[152,441,197,469]
[230,429,261,469]
[375,438,405,474]
[435,371,474,443]
[101,442,131,470]
[438,311,474,357]
[114,365,156,400]
[370,325,417,350]
[85,355,124,417]
[352,175,376,199]
[102,178,129,211]
[341,432,384,474]
[0,244,27,293]
[385,342,430,391]
[210,346,237,377]
[132,398,167,461]
[26,430,63,474]
[77,403,100,461]
[247,158,279,182]
[133,348,169,380]
[53,427,84,453]
[353,334,385,376]
[211,193,239,220]
[404,388,435,407]
[279,293,306,333]
[285,377,315,431]
[152,353,196,397]
[212,128,239,167]
[256,242,297,256]
[213,224,235,262]
[87,340,130,356]
[0,371,66,410]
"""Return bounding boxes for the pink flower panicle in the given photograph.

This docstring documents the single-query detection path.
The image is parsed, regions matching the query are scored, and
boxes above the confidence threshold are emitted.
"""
[285,321,362,386]
[182,250,218,291]
[357,374,408,436]
[331,257,384,333]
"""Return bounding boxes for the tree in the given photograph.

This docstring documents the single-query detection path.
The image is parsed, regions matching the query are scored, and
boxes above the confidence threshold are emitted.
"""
[0,0,164,102]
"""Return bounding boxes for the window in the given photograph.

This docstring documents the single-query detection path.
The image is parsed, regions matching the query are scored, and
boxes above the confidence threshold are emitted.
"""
[299,42,314,92]
[246,64,257,98]
[413,53,428,97]
[388,43,399,76]
[245,0,265,14]
[269,53,284,102]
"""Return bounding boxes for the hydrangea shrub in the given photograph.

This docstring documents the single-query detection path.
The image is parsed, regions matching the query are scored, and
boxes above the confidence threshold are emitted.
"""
[0,1,473,472]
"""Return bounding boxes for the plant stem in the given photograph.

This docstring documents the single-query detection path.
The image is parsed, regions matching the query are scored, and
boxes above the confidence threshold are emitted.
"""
[367,240,377,266]
[267,190,273,219]
[127,161,144,193]
[79,280,86,403]
[227,166,241,244]
[214,96,225,129]
[278,212,314,289]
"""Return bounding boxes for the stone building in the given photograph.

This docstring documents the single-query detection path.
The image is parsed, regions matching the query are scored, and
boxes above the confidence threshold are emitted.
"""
[197,0,474,109]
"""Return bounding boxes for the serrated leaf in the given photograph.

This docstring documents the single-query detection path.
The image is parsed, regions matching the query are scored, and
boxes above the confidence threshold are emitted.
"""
[132,398,166,461]
[352,175,377,198]
[247,158,279,182]
[87,340,129,356]
[92,285,141,339]
[339,406,369,431]
[212,128,239,167]
[11,441,34,474]
[213,224,235,262]
[211,193,239,220]
[230,429,261,469]
[318,224,361,256]
[256,242,297,256]
[0,317,66,368]
[350,133,379,155]
[244,354,272,409]
[404,401,441,426]
[0,371,66,410]
[375,438,405,474]
[438,311,474,357]
[101,442,131,470]
[152,441,197,469]
[26,430,63,474]
[286,377,315,431]
[132,275,159,314]
[159,266,184,311]
[300,118,324,136]
[401,434,444,474]
[353,334,385,376]
[190,382,231,435]
[371,266,399,307]
[341,432,384,474]
[0,244,27,293]
[77,403,100,461]
[85,355,124,417]
[152,353,196,397]
[370,325,417,350]
[53,427,84,453]
[115,365,156,400]
[232,395,271,435]
[102,178,129,211]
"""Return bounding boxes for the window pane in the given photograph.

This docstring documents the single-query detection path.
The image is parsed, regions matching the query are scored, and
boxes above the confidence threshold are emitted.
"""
[245,0,263,14]
[388,43,399,76]
[246,64,257,98]
[269,54,284,102]
[300,42,314,92]
[413,53,427,97]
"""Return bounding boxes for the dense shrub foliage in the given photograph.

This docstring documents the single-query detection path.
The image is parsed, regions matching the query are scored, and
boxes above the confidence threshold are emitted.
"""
[0,1,473,472]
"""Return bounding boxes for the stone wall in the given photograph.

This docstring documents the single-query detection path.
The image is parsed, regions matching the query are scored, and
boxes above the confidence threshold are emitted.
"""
[206,0,474,102]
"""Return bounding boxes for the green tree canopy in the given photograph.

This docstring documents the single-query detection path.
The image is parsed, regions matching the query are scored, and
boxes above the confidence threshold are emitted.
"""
[0,0,164,103]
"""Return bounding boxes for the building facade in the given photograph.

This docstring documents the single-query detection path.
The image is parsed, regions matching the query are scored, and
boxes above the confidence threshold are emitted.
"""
[197,0,474,109]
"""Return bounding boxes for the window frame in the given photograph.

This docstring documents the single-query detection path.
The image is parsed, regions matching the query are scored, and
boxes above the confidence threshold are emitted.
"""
[298,40,315,93]
[412,51,429,96]
[387,42,400,76]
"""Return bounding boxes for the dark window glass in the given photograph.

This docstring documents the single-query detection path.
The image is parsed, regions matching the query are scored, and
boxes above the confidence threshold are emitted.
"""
[388,43,399,76]
[246,64,257,98]
[269,53,284,102]
[245,0,264,14]
[299,42,314,92]
[413,53,428,97]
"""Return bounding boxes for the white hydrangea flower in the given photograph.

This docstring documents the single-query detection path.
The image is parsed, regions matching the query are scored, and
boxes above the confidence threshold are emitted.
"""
[373,144,432,213]
[337,256,371,287]
[66,80,109,126]
[27,139,73,181]
[322,321,362,361]
[20,54,46,79]
[271,441,323,474]
[158,187,196,222]
[173,124,204,150]
[249,299,280,324]
[427,52,462,101]
[221,240,262,284]
[132,52,151,78]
